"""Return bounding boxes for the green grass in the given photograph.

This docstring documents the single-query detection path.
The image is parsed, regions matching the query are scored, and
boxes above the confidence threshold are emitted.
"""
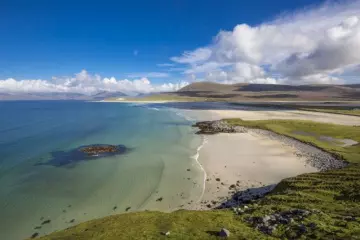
[225,119,360,239]
[37,210,271,240]
[38,120,360,240]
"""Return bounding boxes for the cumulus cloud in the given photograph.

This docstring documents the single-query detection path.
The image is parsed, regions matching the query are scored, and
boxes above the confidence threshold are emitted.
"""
[171,1,360,84]
[171,48,212,64]
[0,70,188,95]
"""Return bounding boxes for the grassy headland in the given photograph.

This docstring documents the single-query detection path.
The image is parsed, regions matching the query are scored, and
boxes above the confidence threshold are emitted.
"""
[38,120,360,240]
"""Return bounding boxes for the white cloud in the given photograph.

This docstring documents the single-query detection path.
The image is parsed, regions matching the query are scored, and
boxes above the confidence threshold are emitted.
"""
[171,48,212,64]
[0,70,188,95]
[157,63,175,67]
[127,72,170,78]
[171,1,360,84]
[184,62,232,74]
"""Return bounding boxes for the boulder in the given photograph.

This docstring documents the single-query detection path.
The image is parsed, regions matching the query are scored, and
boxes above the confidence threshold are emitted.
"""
[219,228,230,237]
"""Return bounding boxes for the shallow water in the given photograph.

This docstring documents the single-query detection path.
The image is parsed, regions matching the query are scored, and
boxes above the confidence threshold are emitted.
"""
[0,101,204,240]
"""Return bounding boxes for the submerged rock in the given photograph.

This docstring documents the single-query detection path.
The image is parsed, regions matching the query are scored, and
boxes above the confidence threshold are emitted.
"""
[79,145,120,156]
[35,144,130,167]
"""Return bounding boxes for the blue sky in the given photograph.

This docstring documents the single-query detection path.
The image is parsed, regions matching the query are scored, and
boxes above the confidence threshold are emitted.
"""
[1,0,323,80]
[0,0,359,94]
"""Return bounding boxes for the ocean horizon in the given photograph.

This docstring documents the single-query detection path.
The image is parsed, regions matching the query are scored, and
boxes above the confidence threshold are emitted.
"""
[0,101,205,240]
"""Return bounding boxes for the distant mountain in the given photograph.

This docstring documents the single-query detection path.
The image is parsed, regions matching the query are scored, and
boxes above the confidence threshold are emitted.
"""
[91,91,127,100]
[175,82,360,101]
[0,91,127,101]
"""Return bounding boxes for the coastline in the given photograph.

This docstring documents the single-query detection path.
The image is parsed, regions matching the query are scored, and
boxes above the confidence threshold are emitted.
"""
[183,108,346,210]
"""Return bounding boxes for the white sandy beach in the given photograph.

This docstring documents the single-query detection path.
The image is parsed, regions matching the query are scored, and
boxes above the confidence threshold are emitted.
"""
[192,132,317,209]
[183,107,358,209]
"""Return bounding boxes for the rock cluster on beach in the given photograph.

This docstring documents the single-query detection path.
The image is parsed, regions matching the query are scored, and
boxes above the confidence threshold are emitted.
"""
[250,129,347,171]
[193,120,247,134]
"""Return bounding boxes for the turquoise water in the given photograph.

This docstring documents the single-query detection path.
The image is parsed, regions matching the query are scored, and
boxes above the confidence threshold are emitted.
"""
[0,101,204,240]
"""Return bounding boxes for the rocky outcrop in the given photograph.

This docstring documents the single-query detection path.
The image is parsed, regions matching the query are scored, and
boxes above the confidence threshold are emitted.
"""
[245,209,314,236]
[193,120,247,134]
[79,145,120,156]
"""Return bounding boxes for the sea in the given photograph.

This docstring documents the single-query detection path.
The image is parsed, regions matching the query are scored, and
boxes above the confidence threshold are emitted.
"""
[0,101,205,240]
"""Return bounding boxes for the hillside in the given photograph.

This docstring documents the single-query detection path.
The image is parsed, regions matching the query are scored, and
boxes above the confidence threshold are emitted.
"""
[0,91,127,101]
[173,82,360,101]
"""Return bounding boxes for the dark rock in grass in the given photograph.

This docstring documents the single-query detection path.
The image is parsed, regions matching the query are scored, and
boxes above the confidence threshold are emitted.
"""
[161,231,170,236]
[113,206,117,210]
[41,219,51,225]
[308,222,317,229]
[30,232,39,239]
[125,207,131,211]
[207,204,212,208]
[219,228,230,237]
[344,216,356,221]
[156,197,163,202]
[298,224,307,234]
[187,168,190,171]
[34,226,41,230]
[215,178,221,181]
[229,184,236,189]
[246,209,312,236]
[69,219,75,223]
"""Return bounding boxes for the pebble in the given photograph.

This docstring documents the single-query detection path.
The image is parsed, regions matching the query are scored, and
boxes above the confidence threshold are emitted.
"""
[41,219,51,225]
[30,232,39,239]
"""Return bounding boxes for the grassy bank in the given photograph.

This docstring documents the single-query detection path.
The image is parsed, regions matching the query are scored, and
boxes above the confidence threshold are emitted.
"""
[37,120,360,240]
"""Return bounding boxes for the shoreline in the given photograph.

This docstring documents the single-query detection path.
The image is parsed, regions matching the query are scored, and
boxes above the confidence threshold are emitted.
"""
[94,99,183,103]
[184,110,346,210]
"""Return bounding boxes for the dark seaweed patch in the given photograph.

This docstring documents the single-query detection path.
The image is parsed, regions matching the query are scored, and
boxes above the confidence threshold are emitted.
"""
[35,144,131,167]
